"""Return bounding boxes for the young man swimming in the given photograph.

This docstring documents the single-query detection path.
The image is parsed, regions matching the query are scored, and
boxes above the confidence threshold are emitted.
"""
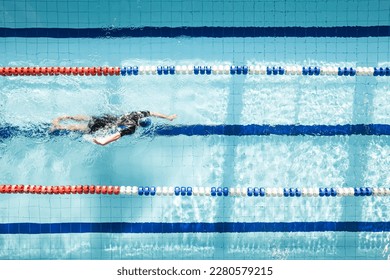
[51,111,177,146]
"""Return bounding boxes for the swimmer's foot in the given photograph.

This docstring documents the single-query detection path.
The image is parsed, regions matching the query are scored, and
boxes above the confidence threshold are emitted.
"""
[53,116,71,125]
[168,114,177,121]
[49,124,59,132]
[50,119,59,132]
[50,119,65,132]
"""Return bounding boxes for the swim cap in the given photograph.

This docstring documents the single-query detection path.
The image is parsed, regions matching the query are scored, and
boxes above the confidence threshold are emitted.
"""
[139,118,152,127]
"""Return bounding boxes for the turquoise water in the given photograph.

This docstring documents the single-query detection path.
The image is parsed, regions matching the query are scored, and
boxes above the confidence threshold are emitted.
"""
[0,0,390,259]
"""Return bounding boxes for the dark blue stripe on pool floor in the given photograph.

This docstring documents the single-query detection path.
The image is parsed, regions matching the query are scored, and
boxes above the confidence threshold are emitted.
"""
[0,222,389,234]
[0,26,389,38]
[2,124,390,139]
[152,124,390,136]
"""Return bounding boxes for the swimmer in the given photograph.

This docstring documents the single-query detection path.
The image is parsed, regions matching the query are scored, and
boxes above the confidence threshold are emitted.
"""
[51,111,177,146]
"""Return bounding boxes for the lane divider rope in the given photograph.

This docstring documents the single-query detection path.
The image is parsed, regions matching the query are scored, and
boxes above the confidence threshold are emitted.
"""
[1,66,389,76]
[1,185,390,197]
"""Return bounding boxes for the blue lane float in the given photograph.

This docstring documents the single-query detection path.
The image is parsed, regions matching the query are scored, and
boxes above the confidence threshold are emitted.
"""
[174,187,180,196]
[223,187,229,196]
[3,124,390,139]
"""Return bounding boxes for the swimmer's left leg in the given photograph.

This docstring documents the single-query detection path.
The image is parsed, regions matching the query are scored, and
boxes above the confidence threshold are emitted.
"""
[66,124,89,132]
[51,115,90,132]
[51,123,89,133]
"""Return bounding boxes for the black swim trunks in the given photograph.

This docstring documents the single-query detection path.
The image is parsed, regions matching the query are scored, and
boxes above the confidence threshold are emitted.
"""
[87,111,150,136]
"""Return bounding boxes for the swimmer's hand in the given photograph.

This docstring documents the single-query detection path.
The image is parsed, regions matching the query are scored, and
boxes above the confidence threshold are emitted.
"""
[93,138,104,145]
[167,114,177,121]
[150,112,178,121]
[93,132,121,146]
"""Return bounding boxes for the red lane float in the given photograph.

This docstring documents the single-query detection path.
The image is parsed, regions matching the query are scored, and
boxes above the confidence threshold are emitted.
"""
[36,185,42,194]
[16,185,21,193]
[2,184,128,196]
[10,185,17,193]
[0,66,121,76]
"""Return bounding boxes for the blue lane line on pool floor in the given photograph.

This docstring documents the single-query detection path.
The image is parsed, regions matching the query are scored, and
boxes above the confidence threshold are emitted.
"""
[0,26,389,38]
[2,124,390,139]
[151,124,390,136]
[0,222,389,234]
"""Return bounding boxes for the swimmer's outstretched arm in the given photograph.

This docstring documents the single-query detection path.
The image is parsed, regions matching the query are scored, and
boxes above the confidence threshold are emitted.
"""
[93,132,121,146]
[150,112,177,121]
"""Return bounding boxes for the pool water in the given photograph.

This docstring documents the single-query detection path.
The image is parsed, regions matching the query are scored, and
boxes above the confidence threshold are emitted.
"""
[0,0,390,259]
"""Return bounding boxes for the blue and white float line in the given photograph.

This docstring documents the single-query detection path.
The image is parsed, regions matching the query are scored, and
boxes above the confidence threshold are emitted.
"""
[120,65,390,76]
[122,186,390,197]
